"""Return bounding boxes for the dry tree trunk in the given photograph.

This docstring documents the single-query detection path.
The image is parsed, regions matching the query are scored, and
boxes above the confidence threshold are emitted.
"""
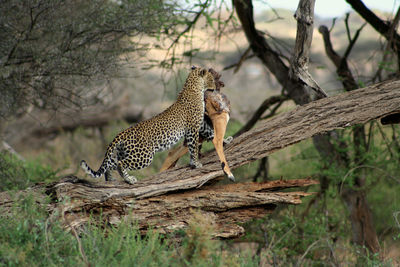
[233,0,390,254]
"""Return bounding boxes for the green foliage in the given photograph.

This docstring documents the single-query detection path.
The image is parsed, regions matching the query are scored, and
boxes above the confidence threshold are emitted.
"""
[181,211,220,265]
[0,0,175,118]
[238,124,400,265]
[0,152,59,191]
[0,195,259,266]
[80,224,174,266]
[241,206,343,265]
[0,194,79,266]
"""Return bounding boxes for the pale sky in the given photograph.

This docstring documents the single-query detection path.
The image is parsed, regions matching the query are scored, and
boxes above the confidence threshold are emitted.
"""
[256,0,399,18]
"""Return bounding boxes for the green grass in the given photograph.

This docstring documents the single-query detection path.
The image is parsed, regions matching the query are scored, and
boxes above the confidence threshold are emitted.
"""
[2,121,400,265]
[0,152,59,191]
[0,195,257,267]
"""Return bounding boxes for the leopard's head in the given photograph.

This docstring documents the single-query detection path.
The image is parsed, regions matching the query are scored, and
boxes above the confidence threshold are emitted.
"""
[190,66,216,91]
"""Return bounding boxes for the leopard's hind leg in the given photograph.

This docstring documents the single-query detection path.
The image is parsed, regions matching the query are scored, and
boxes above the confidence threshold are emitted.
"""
[115,142,155,184]
[117,161,137,185]
[105,169,115,181]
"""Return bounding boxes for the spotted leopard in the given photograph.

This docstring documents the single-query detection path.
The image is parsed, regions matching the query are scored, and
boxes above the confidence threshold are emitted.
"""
[80,66,216,184]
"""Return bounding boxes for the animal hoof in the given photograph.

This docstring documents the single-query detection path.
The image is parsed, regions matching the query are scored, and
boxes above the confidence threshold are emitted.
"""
[227,174,235,182]
[223,136,233,144]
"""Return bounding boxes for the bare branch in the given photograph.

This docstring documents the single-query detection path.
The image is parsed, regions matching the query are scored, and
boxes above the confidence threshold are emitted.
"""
[234,95,289,138]
[290,0,327,99]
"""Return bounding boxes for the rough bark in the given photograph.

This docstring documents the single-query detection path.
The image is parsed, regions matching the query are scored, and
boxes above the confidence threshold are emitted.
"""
[0,177,317,238]
[45,177,317,237]
[290,0,327,99]
[233,0,387,254]
[232,0,311,105]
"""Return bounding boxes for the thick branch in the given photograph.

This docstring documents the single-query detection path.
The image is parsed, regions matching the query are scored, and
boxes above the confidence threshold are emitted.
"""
[290,0,327,99]
[1,177,317,238]
[346,0,400,53]
[232,0,312,104]
[318,25,358,90]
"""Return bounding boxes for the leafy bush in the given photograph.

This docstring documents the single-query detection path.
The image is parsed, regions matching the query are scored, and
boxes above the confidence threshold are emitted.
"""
[0,194,259,266]
[0,194,78,266]
[0,152,59,191]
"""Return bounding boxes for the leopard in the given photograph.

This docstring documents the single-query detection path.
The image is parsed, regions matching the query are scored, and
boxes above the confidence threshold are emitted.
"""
[80,66,216,184]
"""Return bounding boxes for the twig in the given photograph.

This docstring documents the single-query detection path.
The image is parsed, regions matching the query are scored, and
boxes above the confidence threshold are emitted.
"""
[376,123,395,158]
[329,17,337,32]
[297,239,321,266]
[318,23,358,90]
[344,13,352,43]
[1,141,25,161]
[252,157,269,182]
[71,226,91,267]
[373,6,400,81]
[234,46,252,73]
[271,225,296,250]
[168,0,209,50]
[234,95,289,137]
[223,47,254,72]
[339,165,400,193]
[260,99,285,120]
[393,211,400,229]
[342,22,366,61]
[365,121,374,152]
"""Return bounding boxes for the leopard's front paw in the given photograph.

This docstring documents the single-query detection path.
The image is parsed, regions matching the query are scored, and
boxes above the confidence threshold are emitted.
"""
[190,161,203,169]
[124,176,137,185]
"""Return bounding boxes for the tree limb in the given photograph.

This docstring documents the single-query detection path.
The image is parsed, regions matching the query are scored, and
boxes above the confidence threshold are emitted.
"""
[290,0,327,99]
[318,25,358,90]
[346,0,400,55]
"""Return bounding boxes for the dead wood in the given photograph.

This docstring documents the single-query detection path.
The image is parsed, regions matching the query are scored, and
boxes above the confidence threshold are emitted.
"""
[0,177,317,239]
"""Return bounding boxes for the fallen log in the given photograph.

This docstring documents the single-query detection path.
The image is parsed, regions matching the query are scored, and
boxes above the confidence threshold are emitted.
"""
[1,79,399,238]
[44,176,318,238]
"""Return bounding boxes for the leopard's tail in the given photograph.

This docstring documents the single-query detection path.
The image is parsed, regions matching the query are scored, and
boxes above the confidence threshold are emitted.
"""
[80,159,107,178]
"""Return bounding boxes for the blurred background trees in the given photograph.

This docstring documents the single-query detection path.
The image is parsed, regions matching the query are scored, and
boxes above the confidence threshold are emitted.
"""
[0,0,174,119]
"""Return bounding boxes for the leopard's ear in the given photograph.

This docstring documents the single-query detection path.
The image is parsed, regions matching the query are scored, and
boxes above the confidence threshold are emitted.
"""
[191,65,197,70]
[200,68,207,76]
